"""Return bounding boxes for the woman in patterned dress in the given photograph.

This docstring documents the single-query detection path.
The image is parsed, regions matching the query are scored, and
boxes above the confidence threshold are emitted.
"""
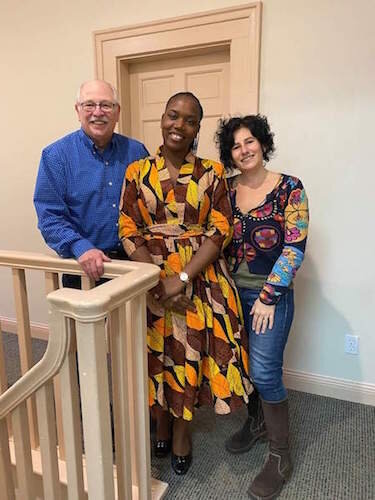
[118,92,252,475]
[216,115,309,500]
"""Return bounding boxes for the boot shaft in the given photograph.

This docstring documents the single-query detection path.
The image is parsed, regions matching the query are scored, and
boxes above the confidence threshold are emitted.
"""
[262,399,290,451]
[248,399,292,499]
[248,390,265,429]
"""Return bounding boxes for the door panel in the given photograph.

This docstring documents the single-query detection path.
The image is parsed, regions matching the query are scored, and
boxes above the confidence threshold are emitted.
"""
[128,48,230,161]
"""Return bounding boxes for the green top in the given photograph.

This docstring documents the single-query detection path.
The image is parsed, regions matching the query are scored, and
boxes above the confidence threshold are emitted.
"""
[233,259,294,292]
[232,259,267,290]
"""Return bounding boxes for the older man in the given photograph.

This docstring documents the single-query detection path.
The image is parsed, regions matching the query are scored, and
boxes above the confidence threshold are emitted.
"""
[34,80,148,286]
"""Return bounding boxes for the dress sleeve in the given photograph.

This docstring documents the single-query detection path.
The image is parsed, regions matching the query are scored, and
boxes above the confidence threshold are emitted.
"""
[204,161,233,250]
[118,159,149,256]
[259,179,309,305]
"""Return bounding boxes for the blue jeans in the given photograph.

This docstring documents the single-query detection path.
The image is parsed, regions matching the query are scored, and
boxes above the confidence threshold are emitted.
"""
[238,288,294,403]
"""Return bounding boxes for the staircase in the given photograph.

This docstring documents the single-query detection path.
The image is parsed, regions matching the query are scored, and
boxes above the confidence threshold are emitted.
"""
[0,250,168,500]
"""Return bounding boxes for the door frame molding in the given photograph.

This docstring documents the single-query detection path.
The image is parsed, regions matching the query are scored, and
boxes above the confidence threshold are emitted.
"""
[94,2,262,134]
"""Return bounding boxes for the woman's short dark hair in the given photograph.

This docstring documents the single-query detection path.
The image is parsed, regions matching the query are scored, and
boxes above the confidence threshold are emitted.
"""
[215,114,275,170]
[165,92,204,122]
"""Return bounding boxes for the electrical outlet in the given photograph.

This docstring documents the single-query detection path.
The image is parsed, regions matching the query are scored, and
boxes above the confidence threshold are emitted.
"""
[345,334,359,355]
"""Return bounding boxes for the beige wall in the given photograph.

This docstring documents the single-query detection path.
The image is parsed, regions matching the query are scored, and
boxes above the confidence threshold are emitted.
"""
[0,1,374,386]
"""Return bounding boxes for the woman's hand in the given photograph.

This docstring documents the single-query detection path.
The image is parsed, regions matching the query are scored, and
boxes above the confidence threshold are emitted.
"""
[150,276,196,314]
[159,275,185,300]
[149,276,183,301]
[250,298,275,334]
[161,294,196,314]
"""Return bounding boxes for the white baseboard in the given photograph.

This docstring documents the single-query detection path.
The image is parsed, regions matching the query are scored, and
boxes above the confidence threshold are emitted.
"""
[0,316,49,341]
[284,368,375,406]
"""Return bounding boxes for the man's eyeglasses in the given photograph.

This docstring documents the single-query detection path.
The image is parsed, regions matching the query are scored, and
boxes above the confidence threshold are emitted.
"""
[79,101,118,113]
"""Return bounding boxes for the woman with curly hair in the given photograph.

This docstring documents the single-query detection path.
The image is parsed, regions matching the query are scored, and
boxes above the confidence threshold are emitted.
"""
[216,115,309,499]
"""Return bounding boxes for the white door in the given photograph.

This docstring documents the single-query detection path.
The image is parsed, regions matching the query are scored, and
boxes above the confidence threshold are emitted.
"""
[128,48,230,161]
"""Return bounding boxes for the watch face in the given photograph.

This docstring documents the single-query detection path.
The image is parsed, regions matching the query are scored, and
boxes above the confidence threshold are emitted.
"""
[180,272,189,283]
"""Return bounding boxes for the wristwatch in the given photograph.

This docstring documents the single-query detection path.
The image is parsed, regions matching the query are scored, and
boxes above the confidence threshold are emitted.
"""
[179,271,190,285]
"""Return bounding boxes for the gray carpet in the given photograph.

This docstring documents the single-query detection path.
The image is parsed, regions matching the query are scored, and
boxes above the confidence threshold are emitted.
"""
[2,331,47,386]
[152,394,375,499]
[2,332,374,499]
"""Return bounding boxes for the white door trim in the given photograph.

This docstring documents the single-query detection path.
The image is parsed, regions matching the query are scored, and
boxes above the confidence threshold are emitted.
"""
[94,3,262,134]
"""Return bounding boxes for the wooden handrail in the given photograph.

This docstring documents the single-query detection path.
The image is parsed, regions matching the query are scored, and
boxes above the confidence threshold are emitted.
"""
[0,302,69,420]
[0,249,165,499]
[0,250,151,277]
[0,250,160,417]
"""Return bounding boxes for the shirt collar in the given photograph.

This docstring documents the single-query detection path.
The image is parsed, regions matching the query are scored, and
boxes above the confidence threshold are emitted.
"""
[78,128,116,155]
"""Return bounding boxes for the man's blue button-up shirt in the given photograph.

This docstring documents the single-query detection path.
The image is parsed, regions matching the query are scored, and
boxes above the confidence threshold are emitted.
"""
[34,129,148,258]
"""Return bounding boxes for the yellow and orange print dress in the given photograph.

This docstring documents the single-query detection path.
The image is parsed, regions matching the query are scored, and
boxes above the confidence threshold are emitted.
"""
[119,150,252,420]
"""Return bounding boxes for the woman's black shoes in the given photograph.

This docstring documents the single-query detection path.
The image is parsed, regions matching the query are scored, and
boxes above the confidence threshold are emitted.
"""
[154,414,173,458]
[155,417,192,474]
[154,439,172,458]
[171,451,192,475]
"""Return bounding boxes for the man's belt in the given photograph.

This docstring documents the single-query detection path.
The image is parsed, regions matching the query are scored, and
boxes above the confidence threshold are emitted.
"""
[104,247,127,260]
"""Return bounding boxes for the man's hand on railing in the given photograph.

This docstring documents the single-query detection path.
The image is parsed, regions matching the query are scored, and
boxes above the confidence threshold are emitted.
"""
[78,249,111,281]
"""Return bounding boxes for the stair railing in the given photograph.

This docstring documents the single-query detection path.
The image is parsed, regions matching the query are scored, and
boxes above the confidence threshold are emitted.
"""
[0,250,166,500]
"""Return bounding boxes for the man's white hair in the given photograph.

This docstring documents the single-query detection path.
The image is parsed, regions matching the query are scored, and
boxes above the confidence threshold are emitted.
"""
[76,80,119,104]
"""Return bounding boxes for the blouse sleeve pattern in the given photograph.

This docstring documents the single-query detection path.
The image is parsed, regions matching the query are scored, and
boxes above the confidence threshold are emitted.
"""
[118,159,148,257]
[204,160,233,250]
[259,180,309,305]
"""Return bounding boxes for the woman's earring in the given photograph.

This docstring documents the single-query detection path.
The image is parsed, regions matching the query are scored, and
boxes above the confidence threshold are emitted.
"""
[191,134,199,154]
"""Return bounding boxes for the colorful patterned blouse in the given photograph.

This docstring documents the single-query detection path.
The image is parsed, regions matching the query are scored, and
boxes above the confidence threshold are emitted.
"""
[226,174,309,305]
[118,152,233,259]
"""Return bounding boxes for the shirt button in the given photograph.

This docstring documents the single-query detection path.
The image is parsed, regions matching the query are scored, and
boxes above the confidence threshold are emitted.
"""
[105,161,109,166]
[116,223,119,227]
[112,203,116,208]
[108,181,112,186]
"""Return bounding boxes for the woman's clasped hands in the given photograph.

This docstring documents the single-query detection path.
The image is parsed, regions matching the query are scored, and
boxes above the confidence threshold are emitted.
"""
[151,275,196,314]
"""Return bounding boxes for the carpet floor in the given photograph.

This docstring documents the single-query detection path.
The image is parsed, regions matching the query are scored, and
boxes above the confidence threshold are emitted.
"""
[152,392,375,499]
[2,332,374,499]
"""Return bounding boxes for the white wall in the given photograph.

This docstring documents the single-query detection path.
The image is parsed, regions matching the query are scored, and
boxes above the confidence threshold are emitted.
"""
[259,0,375,387]
[0,0,374,388]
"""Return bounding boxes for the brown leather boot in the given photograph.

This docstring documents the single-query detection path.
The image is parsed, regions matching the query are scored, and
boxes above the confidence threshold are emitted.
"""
[248,399,292,499]
[225,388,267,454]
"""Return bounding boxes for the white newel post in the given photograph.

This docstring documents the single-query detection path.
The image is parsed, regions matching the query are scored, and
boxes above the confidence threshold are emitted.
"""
[131,294,152,500]
[76,318,115,500]
[110,304,133,500]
